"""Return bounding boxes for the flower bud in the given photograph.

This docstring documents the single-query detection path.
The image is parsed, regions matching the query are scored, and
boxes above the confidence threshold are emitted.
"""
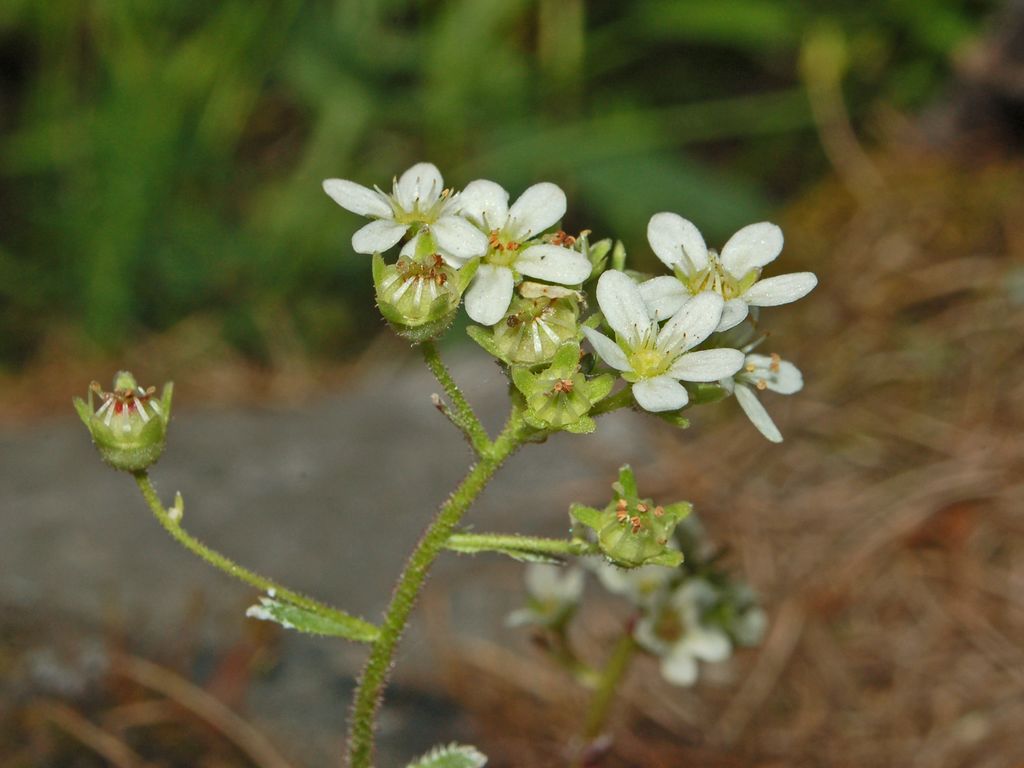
[570,466,690,568]
[373,251,478,343]
[511,342,613,434]
[74,371,173,472]
[467,288,580,367]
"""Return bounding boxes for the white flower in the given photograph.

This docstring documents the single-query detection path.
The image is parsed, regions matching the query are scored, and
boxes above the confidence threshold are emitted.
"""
[641,214,817,330]
[507,563,585,627]
[454,179,592,325]
[722,352,803,443]
[634,579,731,687]
[322,162,488,260]
[580,271,745,413]
[591,560,674,608]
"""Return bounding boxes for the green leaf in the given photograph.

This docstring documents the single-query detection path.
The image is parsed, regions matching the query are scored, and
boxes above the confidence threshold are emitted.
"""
[245,597,379,643]
[406,743,487,768]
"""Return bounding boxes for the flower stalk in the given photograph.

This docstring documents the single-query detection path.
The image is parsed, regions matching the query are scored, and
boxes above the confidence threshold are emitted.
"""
[133,472,378,641]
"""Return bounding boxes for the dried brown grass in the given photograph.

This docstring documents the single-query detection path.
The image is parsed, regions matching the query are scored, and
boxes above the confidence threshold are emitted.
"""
[440,151,1024,768]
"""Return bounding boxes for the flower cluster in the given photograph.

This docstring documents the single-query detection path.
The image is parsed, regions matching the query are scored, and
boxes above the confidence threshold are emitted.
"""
[514,497,767,688]
[323,161,815,441]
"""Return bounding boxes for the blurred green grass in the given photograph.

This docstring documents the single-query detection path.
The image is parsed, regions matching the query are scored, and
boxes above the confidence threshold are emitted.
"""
[0,0,993,367]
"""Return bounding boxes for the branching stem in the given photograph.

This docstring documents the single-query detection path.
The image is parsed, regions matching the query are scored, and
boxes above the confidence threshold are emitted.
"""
[421,340,492,455]
[345,402,530,768]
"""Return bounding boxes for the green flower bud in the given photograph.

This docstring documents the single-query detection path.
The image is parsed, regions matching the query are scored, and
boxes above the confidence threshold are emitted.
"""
[373,251,478,343]
[511,342,613,434]
[74,371,173,472]
[570,466,690,568]
[467,288,580,367]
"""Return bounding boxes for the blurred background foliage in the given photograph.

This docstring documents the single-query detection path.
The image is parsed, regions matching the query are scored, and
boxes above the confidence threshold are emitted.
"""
[0,0,996,369]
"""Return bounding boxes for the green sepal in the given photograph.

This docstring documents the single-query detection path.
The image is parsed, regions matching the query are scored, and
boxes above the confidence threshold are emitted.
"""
[616,465,639,500]
[569,503,604,531]
[645,550,684,567]
[655,411,691,429]
[610,240,627,271]
[406,743,487,768]
[562,415,596,434]
[466,324,503,358]
[687,382,729,405]
[246,596,379,643]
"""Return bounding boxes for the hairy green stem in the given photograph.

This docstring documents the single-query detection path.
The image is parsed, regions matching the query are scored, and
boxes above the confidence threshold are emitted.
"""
[345,408,528,768]
[446,532,597,559]
[421,340,492,455]
[133,472,378,640]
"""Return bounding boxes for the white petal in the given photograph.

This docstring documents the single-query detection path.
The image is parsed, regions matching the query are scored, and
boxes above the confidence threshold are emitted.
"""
[394,162,443,211]
[745,354,803,394]
[656,290,723,356]
[465,264,514,326]
[431,215,488,260]
[682,628,732,662]
[596,270,654,347]
[631,376,689,412]
[351,219,408,254]
[457,179,509,230]
[638,276,688,321]
[734,384,783,443]
[506,182,566,240]
[516,244,591,285]
[735,608,768,646]
[322,179,393,218]
[719,222,783,279]
[580,327,631,372]
[716,298,749,332]
[647,212,708,275]
[668,348,745,382]
[661,649,699,686]
[525,564,583,603]
[743,272,817,306]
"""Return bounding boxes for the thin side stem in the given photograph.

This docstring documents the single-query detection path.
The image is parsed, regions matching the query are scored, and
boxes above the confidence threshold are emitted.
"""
[446,532,597,559]
[133,472,377,641]
[345,409,528,768]
[581,632,638,745]
[421,340,492,455]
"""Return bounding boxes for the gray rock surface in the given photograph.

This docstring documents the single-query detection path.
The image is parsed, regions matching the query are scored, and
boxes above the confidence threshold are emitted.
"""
[1,351,653,765]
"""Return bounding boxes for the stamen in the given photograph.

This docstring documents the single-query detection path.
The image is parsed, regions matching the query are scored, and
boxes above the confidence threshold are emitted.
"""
[148,400,163,416]
[536,318,559,343]
[391,277,414,301]
[653,505,664,517]
[104,405,114,427]
[770,352,781,372]
[636,503,648,513]
[380,274,399,290]
[95,398,113,417]
[756,379,768,391]
[413,277,424,306]
[136,399,150,423]
[427,280,438,301]
[630,516,642,534]
[530,324,542,355]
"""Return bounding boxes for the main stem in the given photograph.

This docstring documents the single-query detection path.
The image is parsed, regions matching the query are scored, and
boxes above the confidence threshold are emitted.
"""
[345,409,526,768]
